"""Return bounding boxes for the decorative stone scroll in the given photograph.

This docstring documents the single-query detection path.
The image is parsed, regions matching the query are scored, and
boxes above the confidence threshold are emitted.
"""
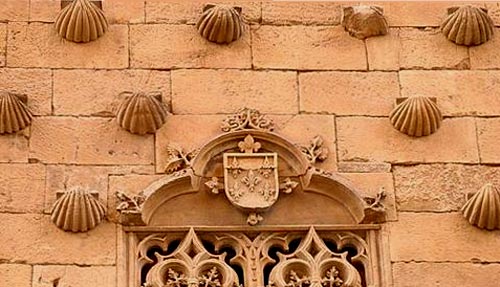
[441,5,494,46]
[389,96,442,137]
[0,92,33,135]
[221,108,274,132]
[197,4,244,44]
[55,0,108,43]
[342,5,388,39]
[462,183,500,230]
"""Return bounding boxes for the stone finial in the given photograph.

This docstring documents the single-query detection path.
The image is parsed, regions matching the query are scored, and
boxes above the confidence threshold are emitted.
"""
[196,4,244,44]
[0,92,32,135]
[389,96,442,137]
[116,92,168,135]
[441,5,494,46]
[55,0,108,43]
[462,184,500,230]
[51,187,106,233]
[221,108,274,132]
[342,5,388,39]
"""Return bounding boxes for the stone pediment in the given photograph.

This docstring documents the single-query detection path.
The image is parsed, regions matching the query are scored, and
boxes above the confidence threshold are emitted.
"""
[116,109,386,227]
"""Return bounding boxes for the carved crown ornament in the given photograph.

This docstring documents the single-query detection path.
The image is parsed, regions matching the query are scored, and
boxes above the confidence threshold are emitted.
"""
[115,108,387,227]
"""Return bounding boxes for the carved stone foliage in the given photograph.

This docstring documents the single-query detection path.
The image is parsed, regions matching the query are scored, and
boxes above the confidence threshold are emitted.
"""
[165,145,198,174]
[299,136,329,165]
[389,96,442,137]
[0,92,33,135]
[55,0,108,43]
[136,228,374,287]
[116,92,169,135]
[441,5,494,46]
[116,191,146,212]
[221,108,274,133]
[462,183,500,230]
[196,4,244,44]
[342,6,388,39]
[51,186,106,233]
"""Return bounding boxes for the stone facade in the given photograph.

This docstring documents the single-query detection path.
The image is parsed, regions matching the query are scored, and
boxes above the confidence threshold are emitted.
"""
[1,1,500,286]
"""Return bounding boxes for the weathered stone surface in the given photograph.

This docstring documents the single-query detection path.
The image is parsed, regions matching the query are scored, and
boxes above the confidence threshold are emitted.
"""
[0,164,45,213]
[252,25,366,70]
[45,165,154,213]
[381,2,454,27]
[53,70,170,116]
[393,262,500,287]
[33,265,115,287]
[7,23,128,69]
[337,117,478,163]
[486,3,500,26]
[338,162,392,173]
[0,213,115,264]
[146,1,260,24]
[0,0,29,21]
[0,24,6,67]
[104,0,145,23]
[366,28,400,71]
[400,71,500,116]
[130,24,251,69]
[394,164,500,212]
[29,0,59,22]
[29,117,154,165]
[341,173,397,221]
[171,69,298,114]
[276,115,337,172]
[477,118,500,164]
[0,131,29,163]
[470,28,500,69]
[109,174,164,221]
[299,72,399,116]
[0,264,31,287]
[0,68,52,115]
[262,2,341,25]
[390,213,500,262]
[399,28,469,69]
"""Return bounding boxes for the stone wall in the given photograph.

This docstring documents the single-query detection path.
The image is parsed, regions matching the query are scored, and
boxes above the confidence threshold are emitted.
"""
[1,1,500,286]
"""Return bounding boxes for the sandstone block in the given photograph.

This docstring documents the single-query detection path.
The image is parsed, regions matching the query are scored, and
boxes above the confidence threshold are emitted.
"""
[29,117,154,165]
[104,0,145,23]
[252,25,366,70]
[0,213,115,264]
[394,164,500,212]
[262,2,341,25]
[337,162,391,173]
[393,262,500,287]
[0,0,29,21]
[381,2,454,27]
[0,164,45,213]
[53,70,170,116]
[0,264,31,287]
[366,28,400,71]
[400,70,500,116]
[341,173,397,221]
[399,28,469,69]
[470,28,500,69]
[130,24,251,69]
[477,118,500,163]
[33,265,116,287]
[45,165,155,214]
[299,72,399,116]
[171,69,298,114]
[7,23,128,69]
[0,24,6,67]
[0,131,29,163]
[337,117,478,163]
[29,0,59,22]
[390,213,500,262]
[486,3,500,26]
[0,68,52,115]
[146,1,260,24]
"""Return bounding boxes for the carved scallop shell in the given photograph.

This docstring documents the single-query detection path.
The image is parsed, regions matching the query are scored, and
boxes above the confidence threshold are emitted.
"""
[462,184,500,230]
[51,187,106,233]
[441,5,494,46]
[342,5,388,39]
[116,92,168,135]
[0,92,33,135]
[196,4,244,44]
[389,96,442,137]
[55,0,108,43]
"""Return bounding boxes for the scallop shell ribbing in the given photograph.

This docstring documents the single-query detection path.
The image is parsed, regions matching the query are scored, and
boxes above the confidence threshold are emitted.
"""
[441,5,494,46]
[55,0,108,43]
[196,4,244,44]
[0,92,33,134]
[116,93,168,135]
[389,96,442,137]
[51,187,106,233]
[462,184,500,230]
